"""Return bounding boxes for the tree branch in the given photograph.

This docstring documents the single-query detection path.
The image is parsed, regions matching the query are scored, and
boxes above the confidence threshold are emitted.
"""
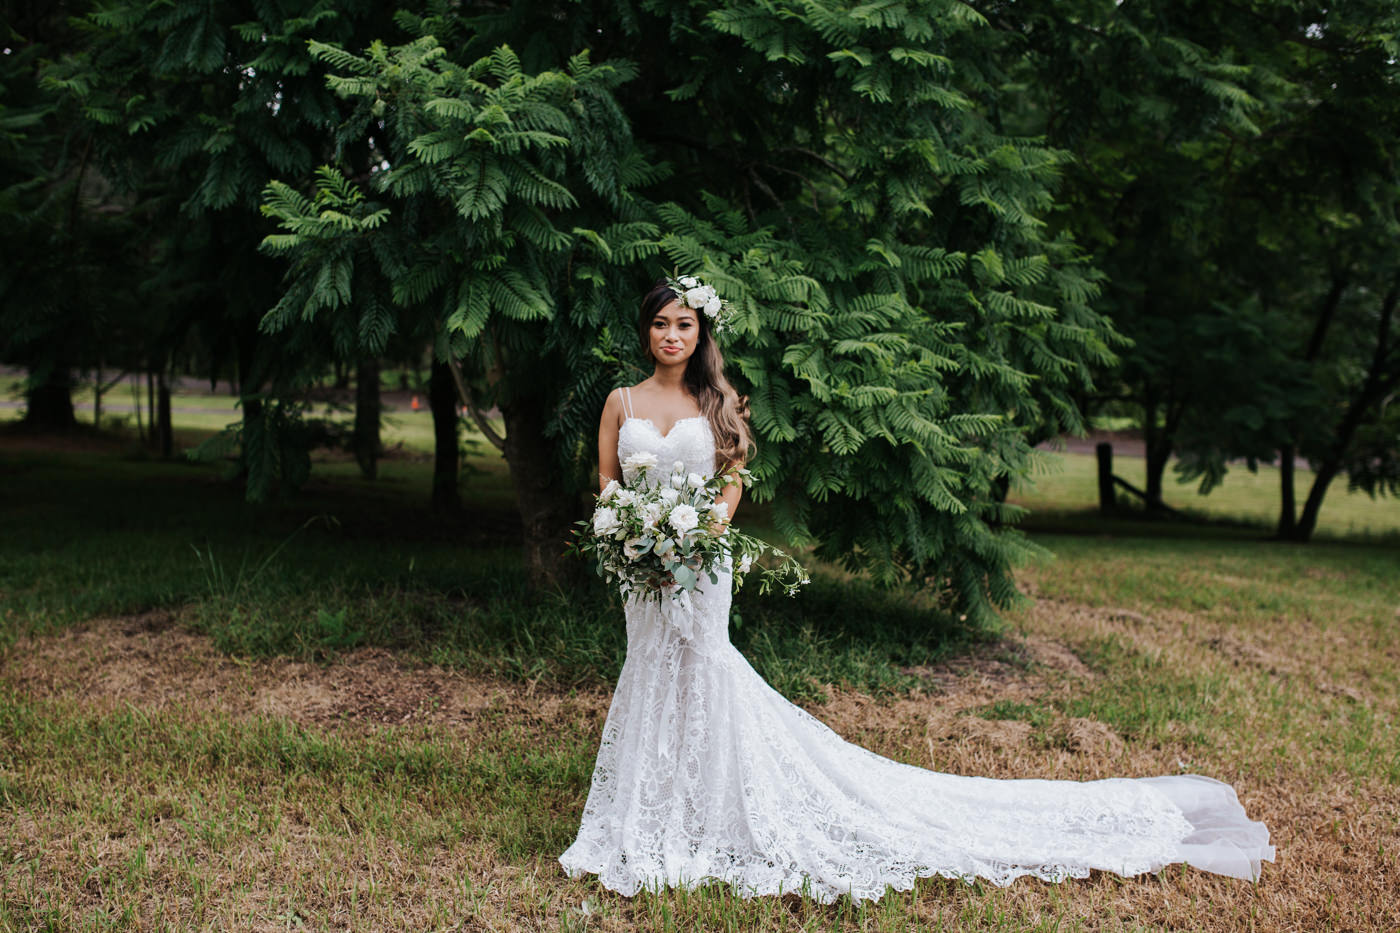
[1303,274,1348,361]
[446,358,506,452]
[775,146,853,184]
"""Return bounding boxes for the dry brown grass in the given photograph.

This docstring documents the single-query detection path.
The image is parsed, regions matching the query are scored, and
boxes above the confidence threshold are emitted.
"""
[2,589,1398,931]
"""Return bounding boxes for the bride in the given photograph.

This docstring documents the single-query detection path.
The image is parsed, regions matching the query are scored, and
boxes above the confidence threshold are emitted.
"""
[558,278,1275,903]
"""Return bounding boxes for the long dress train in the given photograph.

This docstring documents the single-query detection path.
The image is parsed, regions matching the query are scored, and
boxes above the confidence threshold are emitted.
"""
[559,405,1274,903]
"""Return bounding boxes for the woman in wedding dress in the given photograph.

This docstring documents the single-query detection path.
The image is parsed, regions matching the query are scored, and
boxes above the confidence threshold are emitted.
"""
[558,279,1275,903]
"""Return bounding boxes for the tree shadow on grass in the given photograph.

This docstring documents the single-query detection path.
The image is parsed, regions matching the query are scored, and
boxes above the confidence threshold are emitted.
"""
[3,445,988,699]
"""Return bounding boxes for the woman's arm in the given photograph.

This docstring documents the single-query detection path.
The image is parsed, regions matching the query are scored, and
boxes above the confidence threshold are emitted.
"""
[597,388,623,491]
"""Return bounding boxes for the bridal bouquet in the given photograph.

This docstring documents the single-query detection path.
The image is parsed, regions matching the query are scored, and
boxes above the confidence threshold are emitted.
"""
[572,450,807,608]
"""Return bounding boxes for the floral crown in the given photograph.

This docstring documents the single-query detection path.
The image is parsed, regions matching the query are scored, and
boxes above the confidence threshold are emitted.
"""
[666,272,734,333]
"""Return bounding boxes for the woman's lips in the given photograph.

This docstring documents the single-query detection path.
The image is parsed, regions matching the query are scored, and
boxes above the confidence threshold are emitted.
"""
[661,346,682,354]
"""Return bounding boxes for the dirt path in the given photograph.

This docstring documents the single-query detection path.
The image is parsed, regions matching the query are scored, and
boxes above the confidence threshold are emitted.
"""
[3,611,1111,767]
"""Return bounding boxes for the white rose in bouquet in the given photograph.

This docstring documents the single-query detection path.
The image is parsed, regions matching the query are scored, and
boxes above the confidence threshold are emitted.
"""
[599,479,620,503]
[659,487,680,505]
[592,506,621,536]
[641,502,664,530]
[669,472,686,489]
[622,451,658,481]
[668,503,700,536]
[684,286,712,310]
[614,488,637,508]
[686,472,706,489]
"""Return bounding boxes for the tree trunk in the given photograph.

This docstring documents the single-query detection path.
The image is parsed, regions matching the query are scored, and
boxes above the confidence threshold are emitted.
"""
[1279,277,1347,539]
[156,369,173,459]
[23,367,76,429]
[429,358,460,510]
[1276,443,1296,538]
[1096,442,1115,514]
[93,360,104,430]
[1286,277,1400,541]
[1140,386,1181,513]
[1291,461,1341,542]
[499,390,579,589]
[353,357,381,480]
[131,373,146,444]
[1136,389,1170,509]
[146,371,156,449]
[1144,439,1171,510]
[1286,372,1400,541]
[236,321,263,425]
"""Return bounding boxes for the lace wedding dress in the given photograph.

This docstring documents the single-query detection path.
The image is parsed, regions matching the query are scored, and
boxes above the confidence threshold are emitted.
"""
[559,403,1275,903]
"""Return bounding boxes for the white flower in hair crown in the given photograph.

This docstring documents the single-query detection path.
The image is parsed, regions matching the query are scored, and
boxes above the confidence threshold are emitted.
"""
[667,273,734,332]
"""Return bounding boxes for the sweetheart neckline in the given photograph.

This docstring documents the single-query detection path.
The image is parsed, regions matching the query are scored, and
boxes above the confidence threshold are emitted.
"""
[623,415,707,441]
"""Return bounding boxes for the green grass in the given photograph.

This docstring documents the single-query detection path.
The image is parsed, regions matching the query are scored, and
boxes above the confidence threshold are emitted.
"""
[4,417,1399,930]
[1014,446,1400,541]
[0,688,598,929]
[0,691,595,860]
[1015,532,1400,784]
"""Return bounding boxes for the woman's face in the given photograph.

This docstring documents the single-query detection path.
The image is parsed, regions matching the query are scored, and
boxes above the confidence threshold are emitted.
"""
[648,299,700,367]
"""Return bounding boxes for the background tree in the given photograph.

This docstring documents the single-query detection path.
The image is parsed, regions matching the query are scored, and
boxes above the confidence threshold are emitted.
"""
[0,1,151,431]
[999,0,1400,539]
[1217,3,1400,541]
[993,0,1299,510]
[39,0,407,479]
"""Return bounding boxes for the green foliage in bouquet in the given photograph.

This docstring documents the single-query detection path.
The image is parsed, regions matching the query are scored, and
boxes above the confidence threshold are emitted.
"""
[570,455,807,606]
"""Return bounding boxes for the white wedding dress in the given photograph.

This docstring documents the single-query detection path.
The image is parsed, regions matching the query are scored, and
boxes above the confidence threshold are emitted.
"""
[558,408,1275,903]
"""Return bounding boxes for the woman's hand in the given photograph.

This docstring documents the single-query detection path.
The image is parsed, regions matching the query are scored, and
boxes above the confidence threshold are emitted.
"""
[713,469,742,527]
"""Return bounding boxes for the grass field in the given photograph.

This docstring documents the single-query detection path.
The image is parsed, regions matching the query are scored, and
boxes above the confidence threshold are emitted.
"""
[1012,444,1400,542]
[0,380,477,461]
[2,411,1398,930]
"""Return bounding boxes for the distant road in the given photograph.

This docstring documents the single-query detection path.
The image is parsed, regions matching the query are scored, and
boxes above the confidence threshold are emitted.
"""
[0,400,239,416]
[1037,432,1147,458]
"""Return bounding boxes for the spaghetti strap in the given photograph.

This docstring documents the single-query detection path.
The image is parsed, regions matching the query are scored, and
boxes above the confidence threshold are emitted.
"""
[622,386,634,419]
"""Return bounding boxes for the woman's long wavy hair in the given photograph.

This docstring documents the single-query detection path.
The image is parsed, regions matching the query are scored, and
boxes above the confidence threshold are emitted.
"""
[638,279,754,471]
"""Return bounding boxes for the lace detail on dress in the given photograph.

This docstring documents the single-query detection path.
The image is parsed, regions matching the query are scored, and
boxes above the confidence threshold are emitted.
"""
[618,415,715,481]
[559,408,1274,902]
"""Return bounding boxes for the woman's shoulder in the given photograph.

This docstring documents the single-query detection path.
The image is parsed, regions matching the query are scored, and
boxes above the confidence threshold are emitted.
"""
[600,385,636,424]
